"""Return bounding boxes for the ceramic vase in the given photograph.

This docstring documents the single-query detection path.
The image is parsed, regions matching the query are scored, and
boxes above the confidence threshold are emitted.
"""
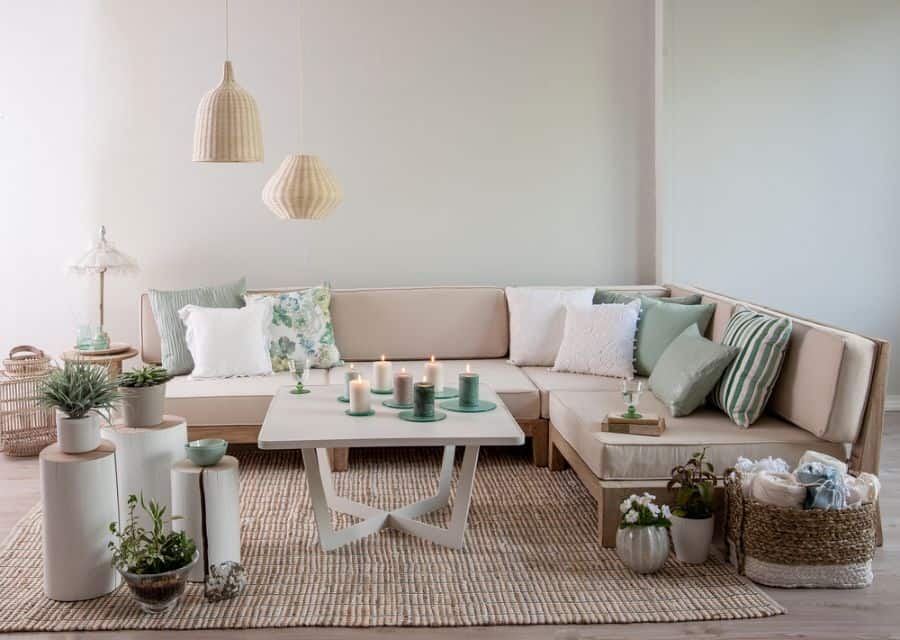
[671,514,714,563]
[119,384,166,428]
[56,411,101,454]
[615,525,669,574]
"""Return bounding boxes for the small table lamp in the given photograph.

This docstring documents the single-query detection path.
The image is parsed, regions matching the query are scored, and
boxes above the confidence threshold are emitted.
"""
[68,226,138,350]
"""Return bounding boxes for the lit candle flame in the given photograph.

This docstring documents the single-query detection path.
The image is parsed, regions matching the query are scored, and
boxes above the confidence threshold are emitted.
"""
[430,354,435,362]
[401,367,406,373]
[381,354,386,361]
[466,363,471,373]
[349,363,354,370]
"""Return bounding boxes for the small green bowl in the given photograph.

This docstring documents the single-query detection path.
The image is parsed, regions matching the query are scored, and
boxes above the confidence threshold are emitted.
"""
[185,438,228,467]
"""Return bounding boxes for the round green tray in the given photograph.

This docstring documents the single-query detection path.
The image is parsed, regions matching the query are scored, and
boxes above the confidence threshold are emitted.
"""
[345,409,376,417]
[290,387,312,395]
[382,399,413,409]
[440,399,497,413]
[434,387,458,400]
[371,388,393,395]
[398,410,447,423]
[337,395,350,403]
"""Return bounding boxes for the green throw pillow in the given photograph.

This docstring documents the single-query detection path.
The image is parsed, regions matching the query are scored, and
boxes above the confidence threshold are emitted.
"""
[714,306,792,428]
[593,290,702,305]
[246,285,342,371]
[634,296,715,376]
[649,325,738,417]
[148,277,246,375]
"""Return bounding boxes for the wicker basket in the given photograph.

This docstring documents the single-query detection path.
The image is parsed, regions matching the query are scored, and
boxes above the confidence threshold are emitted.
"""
[724,470,876,589]
[0,348,56,456]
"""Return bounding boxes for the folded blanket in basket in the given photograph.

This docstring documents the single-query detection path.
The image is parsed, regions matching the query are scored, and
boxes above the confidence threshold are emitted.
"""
[750,471,806,509]
[796,462,847,510]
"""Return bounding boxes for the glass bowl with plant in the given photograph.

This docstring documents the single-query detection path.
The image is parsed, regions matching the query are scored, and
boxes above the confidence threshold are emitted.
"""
[109,494,198,613]
[116,366,172,428]
[615,492,671,574]
[667,448,718,563]
[40,360,120,453]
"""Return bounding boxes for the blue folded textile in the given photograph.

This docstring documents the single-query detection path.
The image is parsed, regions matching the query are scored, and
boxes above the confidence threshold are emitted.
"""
[795,462,847,510]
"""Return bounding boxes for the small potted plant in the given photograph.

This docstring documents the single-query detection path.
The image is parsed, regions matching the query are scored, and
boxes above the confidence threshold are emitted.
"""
[615,492,672,574]
[109,494,198,614]
[117,366,172,427]
[40,360,120,453]
[667,448,717,563]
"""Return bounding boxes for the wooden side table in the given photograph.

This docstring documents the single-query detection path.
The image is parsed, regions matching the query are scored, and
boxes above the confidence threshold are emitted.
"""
[60,346,139,377]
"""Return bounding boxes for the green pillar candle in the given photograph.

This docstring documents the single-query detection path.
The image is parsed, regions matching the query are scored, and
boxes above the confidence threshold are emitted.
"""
[458,372,479,407]
[344,370,361,397]
[413,382,435,418]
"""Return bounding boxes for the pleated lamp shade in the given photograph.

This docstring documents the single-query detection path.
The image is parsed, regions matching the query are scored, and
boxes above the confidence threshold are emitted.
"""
[262,154,343,220]
[193,61,264,162]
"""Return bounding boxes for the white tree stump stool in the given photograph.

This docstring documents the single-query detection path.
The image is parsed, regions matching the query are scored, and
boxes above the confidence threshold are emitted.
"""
[40,441,120,601]
[171,456,241,583]
[103,416,187,531]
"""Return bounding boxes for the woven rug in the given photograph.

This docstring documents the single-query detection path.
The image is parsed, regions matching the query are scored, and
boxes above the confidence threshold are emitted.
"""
[0,446,784,631]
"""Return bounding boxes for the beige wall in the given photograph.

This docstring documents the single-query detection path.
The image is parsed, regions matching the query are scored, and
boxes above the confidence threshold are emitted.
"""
[0,0,655,361]
[659,0,900,394]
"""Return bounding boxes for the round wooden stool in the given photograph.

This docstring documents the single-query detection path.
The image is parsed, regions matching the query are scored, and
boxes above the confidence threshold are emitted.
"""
[40,441,120,601]
[171,455,241,583]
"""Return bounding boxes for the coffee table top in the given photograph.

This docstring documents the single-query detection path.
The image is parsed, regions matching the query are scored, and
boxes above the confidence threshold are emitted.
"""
[258,384,524,450]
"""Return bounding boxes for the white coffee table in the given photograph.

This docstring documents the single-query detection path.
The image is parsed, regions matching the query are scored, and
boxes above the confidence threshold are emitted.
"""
[258,384,524,551]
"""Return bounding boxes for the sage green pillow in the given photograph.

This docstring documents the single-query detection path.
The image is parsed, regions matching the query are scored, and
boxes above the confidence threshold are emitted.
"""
[649,324,739,417]
[593,290,702,305]
[148,277,246,375]
[635,295,715,376]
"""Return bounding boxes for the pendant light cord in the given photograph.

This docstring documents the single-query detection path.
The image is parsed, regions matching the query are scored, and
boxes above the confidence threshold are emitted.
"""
[225,0,230,60]
[297,0,304,147]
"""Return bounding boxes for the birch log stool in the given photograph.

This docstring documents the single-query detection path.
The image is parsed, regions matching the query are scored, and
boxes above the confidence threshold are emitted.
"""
[171,456,241,583]
[40,441,120,600]
[102,416,187,531]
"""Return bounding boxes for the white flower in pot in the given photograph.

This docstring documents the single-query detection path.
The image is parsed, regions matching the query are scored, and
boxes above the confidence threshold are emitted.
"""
[117,366,172,428]
[615,492,671,574]
[40,361,120,453]
[667,448,717,564]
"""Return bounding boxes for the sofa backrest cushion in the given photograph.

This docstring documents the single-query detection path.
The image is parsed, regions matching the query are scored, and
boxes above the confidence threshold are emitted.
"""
[667,285,876,444]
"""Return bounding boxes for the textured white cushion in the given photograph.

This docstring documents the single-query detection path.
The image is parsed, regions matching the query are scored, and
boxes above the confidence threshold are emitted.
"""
[179,301,273,378]
[552,300,640,378]
[505,287,595,366]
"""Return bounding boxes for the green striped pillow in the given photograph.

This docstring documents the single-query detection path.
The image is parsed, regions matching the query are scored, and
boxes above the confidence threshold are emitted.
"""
[713,306,792,427]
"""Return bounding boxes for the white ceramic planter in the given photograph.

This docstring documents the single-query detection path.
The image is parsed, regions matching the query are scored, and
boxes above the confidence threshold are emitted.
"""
[119,384,166,428]
[615,525,669,574]
[56,412,101,454]
[671,514,714,564]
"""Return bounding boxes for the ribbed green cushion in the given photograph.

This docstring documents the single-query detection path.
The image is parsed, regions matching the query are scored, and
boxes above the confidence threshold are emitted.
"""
[714,306,792,428]
[148,277,246,375]
[634,296,715,376]
[649,325,738,417]
[593,290,702,305]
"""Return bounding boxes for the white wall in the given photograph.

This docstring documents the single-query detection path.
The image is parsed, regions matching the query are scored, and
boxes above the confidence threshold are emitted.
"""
[0,0,655,362]
[659,0,900,393]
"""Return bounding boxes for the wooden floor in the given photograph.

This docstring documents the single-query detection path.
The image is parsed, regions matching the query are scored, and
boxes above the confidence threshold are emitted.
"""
[3,415,899,639]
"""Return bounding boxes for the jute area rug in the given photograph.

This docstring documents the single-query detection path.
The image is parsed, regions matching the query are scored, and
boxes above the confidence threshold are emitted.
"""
[0,446,783,631]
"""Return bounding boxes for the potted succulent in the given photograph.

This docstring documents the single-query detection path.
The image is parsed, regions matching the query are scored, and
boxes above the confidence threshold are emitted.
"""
[40,360,120,453]
[668,448,717,563]
[615,492,672,574]
[109,494,198,614]
[117,366,172,427]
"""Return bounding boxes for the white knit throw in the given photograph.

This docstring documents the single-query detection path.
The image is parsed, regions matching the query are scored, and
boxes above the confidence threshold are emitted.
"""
[750,471,806,509]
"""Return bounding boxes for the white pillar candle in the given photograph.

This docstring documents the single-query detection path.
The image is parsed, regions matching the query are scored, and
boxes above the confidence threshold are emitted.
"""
[349,378,371,413]
[424,355,444,393]
[372,354,393,392]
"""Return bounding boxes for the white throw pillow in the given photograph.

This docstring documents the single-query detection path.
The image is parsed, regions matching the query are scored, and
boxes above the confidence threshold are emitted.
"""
[506,287,596,366]
[179,300,274,378]
[552,299,641,378]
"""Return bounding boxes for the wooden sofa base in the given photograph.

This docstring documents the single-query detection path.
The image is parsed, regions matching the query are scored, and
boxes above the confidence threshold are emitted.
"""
[188,418,549,473]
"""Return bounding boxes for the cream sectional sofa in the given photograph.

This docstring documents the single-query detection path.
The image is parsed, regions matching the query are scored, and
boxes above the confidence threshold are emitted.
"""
[138,284,888,546]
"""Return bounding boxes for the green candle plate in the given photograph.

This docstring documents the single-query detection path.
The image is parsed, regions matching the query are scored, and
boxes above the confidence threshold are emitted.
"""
[398,410,447,423]
[345,409,376,417]
[337,395,350,403]
[440,399,497,413]
[383,399,413,409]
[371,388,393,395]
[433,387,458,400]
[290,388,312,395]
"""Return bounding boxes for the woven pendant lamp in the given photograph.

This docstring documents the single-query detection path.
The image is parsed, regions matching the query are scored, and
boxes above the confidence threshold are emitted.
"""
[192,1,263,162]
[262,2,342,219]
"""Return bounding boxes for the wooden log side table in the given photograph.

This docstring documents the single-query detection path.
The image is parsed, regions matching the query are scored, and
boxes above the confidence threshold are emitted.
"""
[171,456,241,583]
[103,416,187,532]
[60,346,139,377]
[40,440,120,601]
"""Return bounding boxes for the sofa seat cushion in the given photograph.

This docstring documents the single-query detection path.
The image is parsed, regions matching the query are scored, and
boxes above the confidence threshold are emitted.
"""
[549,391,848,481]
[521,368,643,419]
[330,360,540,421]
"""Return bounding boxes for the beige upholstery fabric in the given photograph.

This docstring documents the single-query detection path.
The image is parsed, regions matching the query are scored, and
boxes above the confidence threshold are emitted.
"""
[550,391,848,481]
[668,285,875,443]
[703,296,735,343]
[140,293,162,365]
[521,367,636,419]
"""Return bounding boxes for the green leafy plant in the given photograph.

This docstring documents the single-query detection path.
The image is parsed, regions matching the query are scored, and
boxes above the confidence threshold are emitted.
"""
[667,448,717,519]
[108,494,197,575]
[619,492,672,529]
[39,360,120,420]
[117,366,172,388]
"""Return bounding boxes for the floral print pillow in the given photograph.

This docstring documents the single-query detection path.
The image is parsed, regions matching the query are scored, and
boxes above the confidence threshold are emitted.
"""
[245,285,341,371]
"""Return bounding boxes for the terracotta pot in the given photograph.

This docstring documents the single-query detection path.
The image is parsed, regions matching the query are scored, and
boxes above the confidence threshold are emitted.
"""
[671,514,714,563]
[119,384,166,428]
[615,525,669,574]
[56,411,100,453]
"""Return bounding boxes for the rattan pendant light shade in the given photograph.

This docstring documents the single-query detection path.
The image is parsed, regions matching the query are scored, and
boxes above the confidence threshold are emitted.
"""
[193,61,263,162]
[262,154,342,220]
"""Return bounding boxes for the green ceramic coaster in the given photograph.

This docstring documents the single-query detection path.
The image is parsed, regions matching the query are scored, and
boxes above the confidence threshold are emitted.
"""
[440,399,497,413]
[434,387,458,400]
[382,399,413,409]
[398,410,447,423]
[290,388,312,395]
[337,395,350,403]
[345,409,376,417]
[371,388,393,395]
